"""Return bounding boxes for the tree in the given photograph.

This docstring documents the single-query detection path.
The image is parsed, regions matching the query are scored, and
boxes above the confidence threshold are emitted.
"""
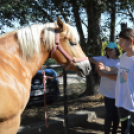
[86,0,102,56]
[107,0,116,42]
[2,0,134,96]
[117,0,134,25]
[0,0,104,96]
[101,0,134,42]
[0,0,101,52]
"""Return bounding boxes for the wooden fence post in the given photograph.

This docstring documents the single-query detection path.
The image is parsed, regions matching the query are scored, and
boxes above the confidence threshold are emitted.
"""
[63,69,68,134]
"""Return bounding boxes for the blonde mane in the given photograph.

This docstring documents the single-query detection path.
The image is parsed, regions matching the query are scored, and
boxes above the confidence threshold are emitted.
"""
[17,23,56,58]
[17,22,79,58]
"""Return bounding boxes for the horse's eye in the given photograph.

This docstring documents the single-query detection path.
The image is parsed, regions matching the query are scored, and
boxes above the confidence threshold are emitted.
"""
[69,41,76,46]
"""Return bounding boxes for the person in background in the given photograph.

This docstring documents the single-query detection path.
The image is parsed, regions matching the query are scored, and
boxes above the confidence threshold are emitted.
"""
[37,68,58,82]
[89,42,120,134]
[97,28,134,134]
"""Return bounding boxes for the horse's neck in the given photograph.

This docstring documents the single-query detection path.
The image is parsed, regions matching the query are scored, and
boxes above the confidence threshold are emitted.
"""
[26,45,50,77]
[0,32,19,55]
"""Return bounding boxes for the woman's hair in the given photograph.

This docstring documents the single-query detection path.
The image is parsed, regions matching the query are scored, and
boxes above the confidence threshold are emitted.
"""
[105,48,120,58]
[119,28,134,40]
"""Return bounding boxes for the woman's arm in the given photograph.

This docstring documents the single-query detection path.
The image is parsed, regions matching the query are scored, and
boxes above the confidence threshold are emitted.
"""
[96,62,118,80]
[88,57,98,64]
[89,57,118,80]
[96,62,118,74]
[97,70,117,80]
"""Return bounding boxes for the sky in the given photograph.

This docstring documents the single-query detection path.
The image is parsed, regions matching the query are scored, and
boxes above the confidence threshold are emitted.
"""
[2,12,134,42]
[101,12,134,40]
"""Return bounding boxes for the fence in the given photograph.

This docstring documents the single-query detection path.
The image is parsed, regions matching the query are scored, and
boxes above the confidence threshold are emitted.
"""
[21,64,102,133]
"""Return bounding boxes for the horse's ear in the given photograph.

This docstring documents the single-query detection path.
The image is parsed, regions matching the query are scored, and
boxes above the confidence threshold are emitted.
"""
[57,17,63,32]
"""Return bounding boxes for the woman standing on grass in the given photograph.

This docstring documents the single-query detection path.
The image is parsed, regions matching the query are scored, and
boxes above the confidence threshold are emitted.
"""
[89,42,120,134]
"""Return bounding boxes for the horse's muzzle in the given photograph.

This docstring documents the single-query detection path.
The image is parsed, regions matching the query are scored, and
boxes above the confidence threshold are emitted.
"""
[76,60,91,77]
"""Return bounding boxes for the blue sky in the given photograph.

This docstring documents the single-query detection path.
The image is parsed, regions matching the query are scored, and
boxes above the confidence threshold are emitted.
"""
[101,12,134,40]
[2,12,134,42]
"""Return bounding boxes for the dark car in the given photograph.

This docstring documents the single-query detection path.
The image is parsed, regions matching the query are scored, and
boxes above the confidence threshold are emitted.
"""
[28,69,60,106]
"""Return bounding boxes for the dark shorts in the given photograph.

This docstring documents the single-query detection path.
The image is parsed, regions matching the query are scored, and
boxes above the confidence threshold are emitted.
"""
[118,107,134,125]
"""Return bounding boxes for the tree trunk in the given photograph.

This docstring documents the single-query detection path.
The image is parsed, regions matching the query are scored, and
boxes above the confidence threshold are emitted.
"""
[68,0,102,96]
[110,0,116,42]
[70,0,86,52]
[84,0,102,96]
[86,0,102,56]
[86,64,100,96]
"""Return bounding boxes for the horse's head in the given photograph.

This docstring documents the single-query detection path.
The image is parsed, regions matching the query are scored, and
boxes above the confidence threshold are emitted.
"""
[16,18,91,77]
[51,18,91,77]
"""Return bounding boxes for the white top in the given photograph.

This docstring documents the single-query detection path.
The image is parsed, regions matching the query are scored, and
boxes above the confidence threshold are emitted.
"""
[115,53,134,112]
[93,56,120,98]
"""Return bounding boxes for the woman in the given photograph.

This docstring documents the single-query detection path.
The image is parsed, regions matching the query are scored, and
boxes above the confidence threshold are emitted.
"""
[89,42,120,134]
[115,28,134,134]
[97,28,134,134]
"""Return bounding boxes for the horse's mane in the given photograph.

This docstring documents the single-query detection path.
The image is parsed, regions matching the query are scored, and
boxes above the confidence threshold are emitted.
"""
[17,22,79,58]
[17,23,55,58]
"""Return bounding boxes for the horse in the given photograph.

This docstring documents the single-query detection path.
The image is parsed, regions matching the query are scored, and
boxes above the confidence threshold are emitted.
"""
[0,17,91,134]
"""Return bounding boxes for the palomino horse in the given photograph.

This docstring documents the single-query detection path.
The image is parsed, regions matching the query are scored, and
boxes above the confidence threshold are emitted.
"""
[0,17,91,134]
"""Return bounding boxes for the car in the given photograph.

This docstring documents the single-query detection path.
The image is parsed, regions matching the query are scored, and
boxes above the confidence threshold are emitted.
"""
[28,69,60,106]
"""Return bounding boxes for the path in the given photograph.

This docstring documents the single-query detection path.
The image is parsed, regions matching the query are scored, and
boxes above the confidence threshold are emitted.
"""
[19,102,122,134]
[58,74,86,85]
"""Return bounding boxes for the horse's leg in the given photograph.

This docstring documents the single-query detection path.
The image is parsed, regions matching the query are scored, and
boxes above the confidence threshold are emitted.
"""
[0,114,20,134]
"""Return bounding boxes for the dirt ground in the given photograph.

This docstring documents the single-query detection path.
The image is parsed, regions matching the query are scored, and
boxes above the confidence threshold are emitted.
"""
[21,97,122,134]
[45,103,121,134]
[21,83,121,134]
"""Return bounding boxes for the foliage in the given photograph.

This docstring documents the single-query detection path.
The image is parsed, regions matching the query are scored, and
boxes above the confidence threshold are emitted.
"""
[0,0,130,57]
[44,58,57,65]
[101,42,107,56]
[0,0,134,38]
[0,0,76,32]
[0,0,103,56]
[1,0,133,95]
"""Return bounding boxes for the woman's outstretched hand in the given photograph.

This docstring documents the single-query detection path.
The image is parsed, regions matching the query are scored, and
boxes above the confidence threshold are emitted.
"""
[95,62,106,71]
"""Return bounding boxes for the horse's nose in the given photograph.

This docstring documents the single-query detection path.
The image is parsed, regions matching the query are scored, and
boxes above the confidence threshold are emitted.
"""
[76,60,92,77]
[85,63,92,75]
[87,64,91,75]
